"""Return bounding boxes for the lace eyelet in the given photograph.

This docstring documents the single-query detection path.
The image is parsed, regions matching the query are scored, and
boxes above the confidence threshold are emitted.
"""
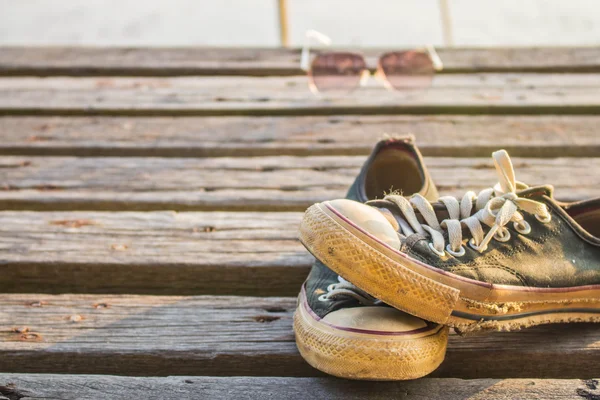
[514,220,531,235]
[326,283,337,292]
[469,238,487,252]
[446,244,466,257]
[428,242,445,257]
[493,227,511,242]
[535,213,552,223]
[318,294,329,302]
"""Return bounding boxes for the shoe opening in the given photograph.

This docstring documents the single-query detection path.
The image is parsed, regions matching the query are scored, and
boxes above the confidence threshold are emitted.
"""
[565,199,600,238]
[364,145,425,200]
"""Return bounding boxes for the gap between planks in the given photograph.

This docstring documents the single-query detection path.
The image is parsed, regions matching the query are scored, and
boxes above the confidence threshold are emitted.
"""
[0,115,598,158]
[1,375,599,400]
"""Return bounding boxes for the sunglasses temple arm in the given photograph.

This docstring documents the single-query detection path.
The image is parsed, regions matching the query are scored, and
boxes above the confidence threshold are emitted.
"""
[426,45,444,71]
[301,30,333,71]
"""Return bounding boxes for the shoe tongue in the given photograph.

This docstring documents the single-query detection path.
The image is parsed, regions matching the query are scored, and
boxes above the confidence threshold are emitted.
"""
[373,199,452,228]
[427,202,452,222]
[516,184,555,201]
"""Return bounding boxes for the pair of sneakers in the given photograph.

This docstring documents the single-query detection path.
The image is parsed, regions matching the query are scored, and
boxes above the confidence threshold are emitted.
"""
[294,137,600,380]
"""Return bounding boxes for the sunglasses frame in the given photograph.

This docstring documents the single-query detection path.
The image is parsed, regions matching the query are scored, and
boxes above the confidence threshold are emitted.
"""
[300,29,444,95]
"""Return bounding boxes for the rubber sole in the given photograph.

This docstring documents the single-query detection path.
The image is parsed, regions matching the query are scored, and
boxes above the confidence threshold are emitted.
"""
[299,202,600,333]
[293,289,448,380]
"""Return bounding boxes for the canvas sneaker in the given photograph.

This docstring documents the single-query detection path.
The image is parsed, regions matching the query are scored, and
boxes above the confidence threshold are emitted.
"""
[294,137,449,380]
[299,149,600,333]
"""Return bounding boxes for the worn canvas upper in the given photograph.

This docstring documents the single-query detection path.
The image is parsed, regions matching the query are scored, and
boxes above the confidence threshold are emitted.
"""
[304,137,439,318]
[390,187,600,287]
[361,150,600,288]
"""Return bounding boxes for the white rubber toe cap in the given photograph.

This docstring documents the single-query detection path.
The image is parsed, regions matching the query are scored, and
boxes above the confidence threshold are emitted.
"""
[325,199,401,249]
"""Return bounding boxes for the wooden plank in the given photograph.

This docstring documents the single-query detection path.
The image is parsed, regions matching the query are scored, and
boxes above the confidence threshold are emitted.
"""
[4,196,600,295]
[0,47,303,77]
[1,375,599,400]
[1,74,600,116]
[1,294,600,379]
[0,211,308,296]
[1,47,600,76]
[1,115,599,158]
[1,156,598,212]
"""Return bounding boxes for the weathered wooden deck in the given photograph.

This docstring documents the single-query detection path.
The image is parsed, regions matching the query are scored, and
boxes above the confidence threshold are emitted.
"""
[1,47,600,399]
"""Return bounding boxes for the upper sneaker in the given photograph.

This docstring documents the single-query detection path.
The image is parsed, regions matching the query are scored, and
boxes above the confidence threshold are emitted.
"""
[294,137,449,381]
[299,149,600,333]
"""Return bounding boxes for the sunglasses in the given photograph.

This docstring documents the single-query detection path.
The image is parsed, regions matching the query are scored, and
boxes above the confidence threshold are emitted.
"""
[300,30,444,95]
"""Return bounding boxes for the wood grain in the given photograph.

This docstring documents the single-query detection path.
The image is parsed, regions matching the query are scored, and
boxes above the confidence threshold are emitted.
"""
[7,204,600,295]
[0,211,309,296]
[1,375,599,400]
[1,47,600,76]
[1,44,599,386]
[1,156,597,211]
[1,115,599,158]
[2,74,600,116]
[1,294,600,379]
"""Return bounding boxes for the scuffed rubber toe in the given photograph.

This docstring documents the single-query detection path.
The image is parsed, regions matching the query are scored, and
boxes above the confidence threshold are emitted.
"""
[324,199,401,250]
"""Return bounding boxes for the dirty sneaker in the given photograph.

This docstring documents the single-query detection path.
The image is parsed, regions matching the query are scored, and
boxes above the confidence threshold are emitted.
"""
[299,149,600,333]
[294,137,449,380]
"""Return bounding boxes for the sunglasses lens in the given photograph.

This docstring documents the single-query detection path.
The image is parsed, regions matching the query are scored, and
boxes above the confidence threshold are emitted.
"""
[379,51,435,91]
[310,52,366,92]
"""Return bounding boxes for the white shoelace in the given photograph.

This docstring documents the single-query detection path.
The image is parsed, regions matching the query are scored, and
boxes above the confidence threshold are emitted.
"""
[319,275,380,305]
[319,150,553,304]
[382,150,552,256]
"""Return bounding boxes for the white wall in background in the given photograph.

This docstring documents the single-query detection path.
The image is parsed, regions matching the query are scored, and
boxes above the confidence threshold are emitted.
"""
[0,0,599,47]
[287,0,444,47]
[0,0,279,46]
[451,0,600,46]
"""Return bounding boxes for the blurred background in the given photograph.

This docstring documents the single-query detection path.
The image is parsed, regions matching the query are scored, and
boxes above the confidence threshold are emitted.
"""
[1,0,600,48]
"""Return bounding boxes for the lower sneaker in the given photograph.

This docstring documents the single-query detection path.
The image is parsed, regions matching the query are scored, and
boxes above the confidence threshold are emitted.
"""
[294,137,449,380]
[300,149,600,333]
